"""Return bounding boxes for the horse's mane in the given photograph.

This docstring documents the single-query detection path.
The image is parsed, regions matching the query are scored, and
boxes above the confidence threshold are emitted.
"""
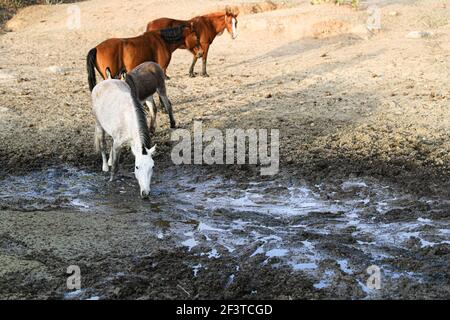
[198,12,225,21]
[204,12,225,17]
[125,75,152,151]
[159,25,186,44]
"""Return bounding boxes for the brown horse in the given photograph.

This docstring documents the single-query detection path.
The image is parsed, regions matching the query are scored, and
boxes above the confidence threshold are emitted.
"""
[87,24,199,91]
[147,6,239,77]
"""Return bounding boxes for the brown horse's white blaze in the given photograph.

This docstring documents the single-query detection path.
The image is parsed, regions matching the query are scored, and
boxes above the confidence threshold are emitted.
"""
[146,6,240,77]
[233,17,238,38]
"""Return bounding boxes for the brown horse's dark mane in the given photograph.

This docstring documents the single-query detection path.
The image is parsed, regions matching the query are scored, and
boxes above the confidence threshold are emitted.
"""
[159,24,187,44]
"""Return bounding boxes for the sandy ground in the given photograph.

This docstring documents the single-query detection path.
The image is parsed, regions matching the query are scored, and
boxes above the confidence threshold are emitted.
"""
[0,0,449,299]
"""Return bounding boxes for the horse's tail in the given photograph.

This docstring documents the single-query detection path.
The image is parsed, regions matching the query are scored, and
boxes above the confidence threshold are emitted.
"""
[86,48,97,91]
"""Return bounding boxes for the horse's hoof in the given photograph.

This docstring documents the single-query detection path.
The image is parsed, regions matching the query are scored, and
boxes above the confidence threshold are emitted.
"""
[170,123,177,129]
[102,165,109,172]
[165,75,171,80]
[201,73,210,78]
[189,73,196,78]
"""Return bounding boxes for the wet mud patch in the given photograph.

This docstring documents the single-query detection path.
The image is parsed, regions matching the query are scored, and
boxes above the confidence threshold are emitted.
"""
[0,165,448,299]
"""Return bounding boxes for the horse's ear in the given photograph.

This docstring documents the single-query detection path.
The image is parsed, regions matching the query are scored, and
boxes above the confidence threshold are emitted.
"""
[226,5,239,17]
[147,144,157,156]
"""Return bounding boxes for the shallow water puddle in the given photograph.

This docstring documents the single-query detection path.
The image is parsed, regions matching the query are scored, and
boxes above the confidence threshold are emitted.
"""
[1,166,448,296]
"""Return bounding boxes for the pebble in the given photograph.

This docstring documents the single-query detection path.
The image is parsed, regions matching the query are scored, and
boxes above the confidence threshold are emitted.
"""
[406,31,433,39]
[46,66,67,74]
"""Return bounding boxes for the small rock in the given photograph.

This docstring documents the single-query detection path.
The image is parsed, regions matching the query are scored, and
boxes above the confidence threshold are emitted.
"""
[46,66,67,74]
[388,11,399,16]
[406,31,433,39]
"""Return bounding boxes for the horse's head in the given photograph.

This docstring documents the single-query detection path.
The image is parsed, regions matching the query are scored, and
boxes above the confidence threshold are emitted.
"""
[135,144,156,199]
[225,6,239,39]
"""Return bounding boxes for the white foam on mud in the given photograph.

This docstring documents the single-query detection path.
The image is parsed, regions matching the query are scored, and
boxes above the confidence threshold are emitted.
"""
[251,246,265,257]
[198,222,225,232]
[0,166,97,209]
[291,262,318,271]
[2,166,448,294]
[64,289,85,299]
[173,176,342,217]
[337,259,353,274]
[313,270,335,289]
[182,238,198,252]
[71,199,90,209]
[266,248,289,258]
[201,248,221,259]
[342,180,368,191]
[357,280,372,295]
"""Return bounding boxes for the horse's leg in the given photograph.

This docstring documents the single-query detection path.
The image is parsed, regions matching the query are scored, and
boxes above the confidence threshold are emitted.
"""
[201,44,210,77]
[109,141,122,182]
[189,54,198,78]
[95,123,109,172]
[145,97,158,134]
[108,148,113,167]
[158,96,167,114]
[161,54,172,80]
[157,87,176,129]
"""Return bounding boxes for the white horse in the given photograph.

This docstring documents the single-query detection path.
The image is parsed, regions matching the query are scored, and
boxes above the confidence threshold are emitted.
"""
[92,78,156,198]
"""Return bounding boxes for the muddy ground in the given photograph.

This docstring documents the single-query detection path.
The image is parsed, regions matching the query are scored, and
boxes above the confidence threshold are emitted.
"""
[0,0,449,299]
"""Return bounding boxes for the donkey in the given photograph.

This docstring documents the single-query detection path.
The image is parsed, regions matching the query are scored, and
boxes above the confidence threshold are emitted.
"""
[147,6,239,77]
[92,77,156,198]
[125,62,176,131]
